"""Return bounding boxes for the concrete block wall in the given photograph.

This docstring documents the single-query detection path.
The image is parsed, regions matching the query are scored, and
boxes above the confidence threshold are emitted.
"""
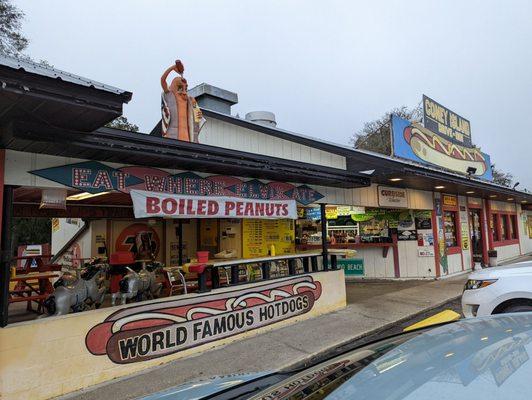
[0,270,346,400]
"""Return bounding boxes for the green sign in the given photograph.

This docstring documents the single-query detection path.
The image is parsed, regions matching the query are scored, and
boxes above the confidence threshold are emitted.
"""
[338,258,365,276]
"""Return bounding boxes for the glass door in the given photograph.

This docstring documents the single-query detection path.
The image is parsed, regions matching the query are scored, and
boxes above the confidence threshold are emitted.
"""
[469,209,483,262]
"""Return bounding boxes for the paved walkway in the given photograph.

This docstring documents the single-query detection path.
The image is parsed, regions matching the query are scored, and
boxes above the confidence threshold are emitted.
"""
[61,274,467,400]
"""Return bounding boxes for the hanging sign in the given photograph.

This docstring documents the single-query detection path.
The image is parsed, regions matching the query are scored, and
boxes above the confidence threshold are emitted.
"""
[378,186,408,208]
[130,190,297,220]
[29,163,323,205]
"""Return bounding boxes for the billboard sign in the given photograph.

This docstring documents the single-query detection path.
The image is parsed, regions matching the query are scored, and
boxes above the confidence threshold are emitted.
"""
[391,115,493,181]
[423,95,472,147]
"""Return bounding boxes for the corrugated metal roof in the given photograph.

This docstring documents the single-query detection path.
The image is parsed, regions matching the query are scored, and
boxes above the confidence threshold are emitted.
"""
[0,54,129,97]
[203,108,531,196]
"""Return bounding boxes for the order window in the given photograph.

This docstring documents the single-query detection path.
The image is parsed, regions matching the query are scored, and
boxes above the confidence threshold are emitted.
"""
[443,211,458,247]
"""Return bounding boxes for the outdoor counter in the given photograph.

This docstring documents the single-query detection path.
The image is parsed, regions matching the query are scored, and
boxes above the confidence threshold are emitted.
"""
[297,242,394,258]
[188,251,323,291]
[202,251,323,267]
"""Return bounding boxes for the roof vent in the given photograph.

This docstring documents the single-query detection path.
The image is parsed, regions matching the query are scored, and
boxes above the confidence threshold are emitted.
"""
[188,83,238,115]
[245,111,277,127]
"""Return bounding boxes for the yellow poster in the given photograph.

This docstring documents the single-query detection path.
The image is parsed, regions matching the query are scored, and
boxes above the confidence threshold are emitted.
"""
[52,218,60,233]
[325,206,338,220]
[243,219,295,258]
[242,219,265,258]
[528,215,532,239]
[461,222,469,250]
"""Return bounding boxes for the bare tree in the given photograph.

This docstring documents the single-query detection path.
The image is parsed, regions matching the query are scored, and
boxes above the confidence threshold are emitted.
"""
[105,116,139,132]
[352,104,422,155]
[0,0,28,57]
[491,165,513,187]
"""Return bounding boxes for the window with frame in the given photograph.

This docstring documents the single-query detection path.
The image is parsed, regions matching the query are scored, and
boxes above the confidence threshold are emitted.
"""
[490,213,499,242]
[443,210,458,248]
[509,214,519,240]
[500,214,509,241]
[492,213,519,243]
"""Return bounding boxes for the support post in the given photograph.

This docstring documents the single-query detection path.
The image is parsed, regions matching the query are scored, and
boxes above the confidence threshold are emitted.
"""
[302,257,309,273]
[311,256,318,272]
[320,203,329,271]
[261,262,270,280]
[197,271,208,293]
[330,254,338,270]
[0,186,14,327]
[211,267,220,289]
[288,259,296,275]
[230,265,239,284]
[177,220,183,265]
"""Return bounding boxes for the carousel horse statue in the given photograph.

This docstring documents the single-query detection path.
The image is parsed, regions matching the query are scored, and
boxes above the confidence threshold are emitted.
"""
[116,261,163,305]
[45,260,107,315]
[160,59,205,142]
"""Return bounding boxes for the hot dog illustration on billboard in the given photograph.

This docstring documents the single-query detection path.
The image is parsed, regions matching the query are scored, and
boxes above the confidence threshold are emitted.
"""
[391,97,493,181]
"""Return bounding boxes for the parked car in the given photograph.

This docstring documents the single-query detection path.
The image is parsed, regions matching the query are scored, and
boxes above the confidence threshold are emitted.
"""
[462,260,532,318]
[142,313,532,399]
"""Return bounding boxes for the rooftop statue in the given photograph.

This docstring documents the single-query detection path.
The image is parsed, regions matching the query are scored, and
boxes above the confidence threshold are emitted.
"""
[161,59,205,142]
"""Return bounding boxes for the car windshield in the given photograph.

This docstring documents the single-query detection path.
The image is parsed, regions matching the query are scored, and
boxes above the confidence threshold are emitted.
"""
[326,314,532,400]
[246,314,532,400]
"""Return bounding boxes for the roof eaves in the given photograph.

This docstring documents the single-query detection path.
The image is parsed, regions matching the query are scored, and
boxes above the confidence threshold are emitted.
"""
[0,54,132,101]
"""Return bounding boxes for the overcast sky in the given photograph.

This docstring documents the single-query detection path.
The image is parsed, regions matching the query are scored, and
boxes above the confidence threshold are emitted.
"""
[15,0,532,190]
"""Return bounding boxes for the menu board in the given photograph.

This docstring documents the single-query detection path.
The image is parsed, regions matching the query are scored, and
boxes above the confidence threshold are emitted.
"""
[243,219,295,258]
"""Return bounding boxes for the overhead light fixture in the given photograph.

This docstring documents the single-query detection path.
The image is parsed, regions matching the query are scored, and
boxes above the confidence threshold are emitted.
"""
[522,200,528,203]
[507,198,514,201]
[466,191,475,194]
[489,194,497,198]
[435,186,445,189]
[359,169,375,175]
[66,191,110,201]
[389,178,403,182]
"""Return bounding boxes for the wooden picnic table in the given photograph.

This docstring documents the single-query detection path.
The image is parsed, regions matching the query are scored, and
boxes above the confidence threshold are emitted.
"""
[12,254,59,273]
[9,272,60,313]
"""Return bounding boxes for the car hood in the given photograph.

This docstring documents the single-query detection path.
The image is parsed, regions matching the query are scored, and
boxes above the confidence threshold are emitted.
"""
[142,314,532,400]
[468,261,532,279]
[140,372,271,400]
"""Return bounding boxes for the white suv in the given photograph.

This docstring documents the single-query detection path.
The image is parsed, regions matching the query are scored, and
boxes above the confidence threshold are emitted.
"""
[462,260,532,317]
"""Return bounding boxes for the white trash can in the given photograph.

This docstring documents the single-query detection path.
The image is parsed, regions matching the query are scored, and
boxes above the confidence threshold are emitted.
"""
[488,250,498,267]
